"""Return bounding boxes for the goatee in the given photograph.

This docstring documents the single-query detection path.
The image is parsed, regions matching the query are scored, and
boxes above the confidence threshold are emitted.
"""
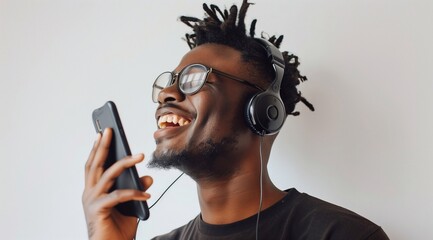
[148,136,239,180]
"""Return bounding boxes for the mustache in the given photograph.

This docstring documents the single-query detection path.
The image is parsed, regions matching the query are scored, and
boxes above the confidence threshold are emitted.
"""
[157,102,182,111]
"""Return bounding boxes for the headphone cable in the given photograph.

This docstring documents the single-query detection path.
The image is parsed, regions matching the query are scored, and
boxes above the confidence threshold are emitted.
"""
[133,171,185,240]
[149,172,185,209]
[256,133,264,240]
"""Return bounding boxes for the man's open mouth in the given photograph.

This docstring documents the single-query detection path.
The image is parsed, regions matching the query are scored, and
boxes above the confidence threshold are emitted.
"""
[157,113,191,129]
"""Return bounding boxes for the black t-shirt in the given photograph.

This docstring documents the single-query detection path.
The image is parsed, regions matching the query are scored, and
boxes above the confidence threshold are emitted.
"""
[152,188,389,240]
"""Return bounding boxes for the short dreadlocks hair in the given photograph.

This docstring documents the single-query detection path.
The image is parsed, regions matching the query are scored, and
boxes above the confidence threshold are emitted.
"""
[180,0,314,116]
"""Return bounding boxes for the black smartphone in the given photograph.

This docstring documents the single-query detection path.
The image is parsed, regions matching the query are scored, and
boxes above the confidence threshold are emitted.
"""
[92,101,149,220]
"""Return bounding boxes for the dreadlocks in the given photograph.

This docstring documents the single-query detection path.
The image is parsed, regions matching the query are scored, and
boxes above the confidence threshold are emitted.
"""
[180,0,314,116]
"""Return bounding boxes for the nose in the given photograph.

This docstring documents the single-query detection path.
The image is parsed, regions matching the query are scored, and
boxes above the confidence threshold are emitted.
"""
[157,81,185,104]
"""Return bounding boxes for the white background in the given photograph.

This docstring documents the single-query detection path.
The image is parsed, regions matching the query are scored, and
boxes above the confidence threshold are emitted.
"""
[1,0,432,239]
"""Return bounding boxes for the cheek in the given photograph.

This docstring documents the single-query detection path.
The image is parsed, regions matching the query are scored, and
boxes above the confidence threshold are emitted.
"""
[192,90,250,134]
[216,89,253,128]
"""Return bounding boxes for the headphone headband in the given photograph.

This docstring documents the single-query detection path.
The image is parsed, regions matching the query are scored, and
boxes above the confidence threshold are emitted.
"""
[254,38,285,94]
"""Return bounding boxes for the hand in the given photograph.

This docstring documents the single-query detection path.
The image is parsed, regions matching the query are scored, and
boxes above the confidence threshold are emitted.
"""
[82,128,153,240]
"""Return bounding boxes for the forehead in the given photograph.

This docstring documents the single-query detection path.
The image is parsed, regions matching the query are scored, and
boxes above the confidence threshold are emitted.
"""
[176,44,243,72]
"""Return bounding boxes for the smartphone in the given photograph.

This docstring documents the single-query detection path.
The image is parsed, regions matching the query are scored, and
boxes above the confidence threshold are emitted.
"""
[92,101,149,220]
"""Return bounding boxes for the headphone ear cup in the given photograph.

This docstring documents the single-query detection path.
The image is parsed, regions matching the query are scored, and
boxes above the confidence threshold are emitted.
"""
[245,91,286,135]
[245,93,262,135]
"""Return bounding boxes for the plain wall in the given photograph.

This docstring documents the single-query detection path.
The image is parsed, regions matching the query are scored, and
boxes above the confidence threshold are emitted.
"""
[1,0,432,239]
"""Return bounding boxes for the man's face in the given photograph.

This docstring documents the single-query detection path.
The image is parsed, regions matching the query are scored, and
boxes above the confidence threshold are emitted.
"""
[149,43,261,180]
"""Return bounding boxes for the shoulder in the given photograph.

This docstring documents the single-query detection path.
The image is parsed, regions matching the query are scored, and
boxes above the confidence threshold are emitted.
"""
[151,215,200,240]
[283,189,389,240]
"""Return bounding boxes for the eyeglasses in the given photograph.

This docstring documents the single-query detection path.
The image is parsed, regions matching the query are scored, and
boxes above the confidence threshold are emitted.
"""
[152,63,264,103]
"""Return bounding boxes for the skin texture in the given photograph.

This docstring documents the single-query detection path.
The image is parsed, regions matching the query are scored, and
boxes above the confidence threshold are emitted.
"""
[82,43,286,239]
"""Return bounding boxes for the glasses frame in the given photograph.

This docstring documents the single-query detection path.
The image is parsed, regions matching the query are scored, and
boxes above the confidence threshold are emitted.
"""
[152,63,264,103]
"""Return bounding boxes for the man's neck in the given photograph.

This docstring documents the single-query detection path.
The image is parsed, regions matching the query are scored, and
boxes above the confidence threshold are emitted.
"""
[196,170,286,225]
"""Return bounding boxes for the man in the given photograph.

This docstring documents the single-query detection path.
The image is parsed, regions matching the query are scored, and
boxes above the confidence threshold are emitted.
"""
[82,0,389,239]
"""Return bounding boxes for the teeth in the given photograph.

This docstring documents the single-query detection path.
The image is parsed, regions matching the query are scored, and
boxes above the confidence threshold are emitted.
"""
[172,115,179,124]
[158,114,191,129]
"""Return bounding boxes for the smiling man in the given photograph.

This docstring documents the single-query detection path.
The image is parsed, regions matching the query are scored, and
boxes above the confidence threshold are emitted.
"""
[82,1,389,239]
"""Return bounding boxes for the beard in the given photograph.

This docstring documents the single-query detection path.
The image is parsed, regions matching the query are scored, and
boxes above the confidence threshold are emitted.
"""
[147,136,240,181]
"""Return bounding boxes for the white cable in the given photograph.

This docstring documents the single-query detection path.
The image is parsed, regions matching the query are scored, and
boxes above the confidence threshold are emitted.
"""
[256,133,264,240]
[134,172,184,239]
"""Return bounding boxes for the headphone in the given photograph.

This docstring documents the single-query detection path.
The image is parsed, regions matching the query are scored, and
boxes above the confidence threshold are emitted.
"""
[245,38,286,136]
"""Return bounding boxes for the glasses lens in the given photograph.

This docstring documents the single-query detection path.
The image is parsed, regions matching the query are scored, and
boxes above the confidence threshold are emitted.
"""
[152,72,173,102]
[179,65,208,95]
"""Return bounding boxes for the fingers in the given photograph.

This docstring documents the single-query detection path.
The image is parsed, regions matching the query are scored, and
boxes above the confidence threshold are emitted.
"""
[83,128,151,212]
[86,128,113,188]
[85,132,101,185]
[83,128,153,239]
[96,189,151,210]
[140,176,154,191]
[94,154,145,194]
